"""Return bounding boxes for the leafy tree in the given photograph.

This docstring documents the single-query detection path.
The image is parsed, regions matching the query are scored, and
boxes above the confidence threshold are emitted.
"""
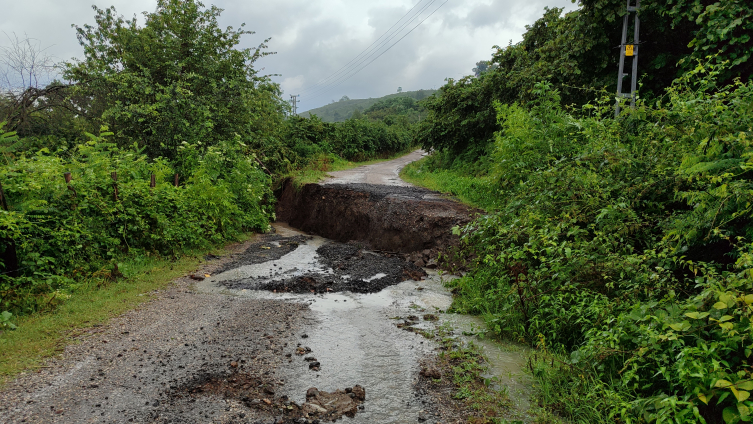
[418,1,753,158]
[64,0,285,159]
[350,109,363,120]
[472,60,497,77]
[0,33,75,137]
[364,96,424,124]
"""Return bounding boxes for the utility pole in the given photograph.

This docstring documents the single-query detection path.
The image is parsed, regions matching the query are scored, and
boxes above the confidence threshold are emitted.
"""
[615,0,640,117]
[290,95,299,115]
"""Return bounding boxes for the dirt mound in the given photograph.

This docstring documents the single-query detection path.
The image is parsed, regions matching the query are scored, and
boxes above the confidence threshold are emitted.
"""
[220,237,426,294]
[276,182,479,255]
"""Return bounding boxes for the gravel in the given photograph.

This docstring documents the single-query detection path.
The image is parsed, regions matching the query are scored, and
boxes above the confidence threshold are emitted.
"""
[0,239,309,423]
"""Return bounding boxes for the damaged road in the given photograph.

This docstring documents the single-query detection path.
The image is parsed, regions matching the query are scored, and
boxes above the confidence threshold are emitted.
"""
[1,227,467,424]
[1,151,532,423]
[220,237,426,294]
[276,152,480,257]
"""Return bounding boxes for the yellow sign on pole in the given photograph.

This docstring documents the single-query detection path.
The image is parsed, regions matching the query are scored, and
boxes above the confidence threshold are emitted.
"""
[625,44,634,57]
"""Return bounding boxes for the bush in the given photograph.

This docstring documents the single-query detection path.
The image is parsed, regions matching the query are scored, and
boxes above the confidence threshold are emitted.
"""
[0,128,273,315]
[281,115,413,165]
[444,63,753,422]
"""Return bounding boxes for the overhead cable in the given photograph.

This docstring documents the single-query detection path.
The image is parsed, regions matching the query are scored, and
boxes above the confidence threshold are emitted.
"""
[297,0,437,97]
[305,0,450,104]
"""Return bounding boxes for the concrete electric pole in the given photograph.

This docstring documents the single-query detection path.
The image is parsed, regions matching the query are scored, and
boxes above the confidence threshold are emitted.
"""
[615,0,640,117]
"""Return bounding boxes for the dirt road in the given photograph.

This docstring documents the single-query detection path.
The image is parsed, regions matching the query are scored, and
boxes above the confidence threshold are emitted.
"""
[322,150,427,186]
[0,151,531,423]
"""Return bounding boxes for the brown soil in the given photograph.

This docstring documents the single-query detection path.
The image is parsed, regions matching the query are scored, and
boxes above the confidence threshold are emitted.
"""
[276,182,479,256]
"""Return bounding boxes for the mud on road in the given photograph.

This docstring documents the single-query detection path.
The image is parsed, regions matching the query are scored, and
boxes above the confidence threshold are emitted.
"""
[1,228,494,424]
[1,151,532,424]
[219,236,426,294]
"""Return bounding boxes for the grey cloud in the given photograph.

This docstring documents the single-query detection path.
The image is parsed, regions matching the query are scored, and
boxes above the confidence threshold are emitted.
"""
[3,0,577,111]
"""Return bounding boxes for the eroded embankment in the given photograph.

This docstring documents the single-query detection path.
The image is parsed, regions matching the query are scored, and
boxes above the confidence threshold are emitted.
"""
[276,182,478,261]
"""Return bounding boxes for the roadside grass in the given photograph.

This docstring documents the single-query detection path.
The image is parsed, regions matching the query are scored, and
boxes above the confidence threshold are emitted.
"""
[400,157,499,211]
[432,322,568,424]
[421,322,512,423]
[0,235,253,386]
[289,148,419,187]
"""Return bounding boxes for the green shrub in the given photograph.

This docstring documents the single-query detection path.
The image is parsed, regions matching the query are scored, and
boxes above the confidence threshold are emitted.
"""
[442,62,753,422]
[280,115,413,166]
[0,128,273,315]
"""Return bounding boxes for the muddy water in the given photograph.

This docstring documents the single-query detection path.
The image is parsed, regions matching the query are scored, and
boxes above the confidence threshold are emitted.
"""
[443,313,534,416]
[196,224,534,423]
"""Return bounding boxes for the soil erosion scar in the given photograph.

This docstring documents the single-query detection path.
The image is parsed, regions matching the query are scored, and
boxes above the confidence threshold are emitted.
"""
[276,182,477,254]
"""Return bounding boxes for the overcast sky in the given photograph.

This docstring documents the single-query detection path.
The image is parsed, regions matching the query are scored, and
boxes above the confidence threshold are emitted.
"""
[0,0,577,112]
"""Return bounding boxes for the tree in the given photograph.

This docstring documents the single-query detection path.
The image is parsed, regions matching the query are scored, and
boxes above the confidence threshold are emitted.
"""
[0,32,70,135]
[64,0,285,159]
[418,1,753,158]
[471,60,497,77]
[397,87,402,92]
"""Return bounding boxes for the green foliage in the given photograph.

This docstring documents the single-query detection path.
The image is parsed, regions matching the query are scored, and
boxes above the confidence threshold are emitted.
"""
[331,118,412,161]
[665,0,753,80]
[417,74,498,157]
[0,310,16,330]
[426,62,753,422]
[418,0,753,156]
[363,96,426,124]
[0,127,273,316]
[64,0,285,160]
[281,115,414,165]
[401,153,499,211]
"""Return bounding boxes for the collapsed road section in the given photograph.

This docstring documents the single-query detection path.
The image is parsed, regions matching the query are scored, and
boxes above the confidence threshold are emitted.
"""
[1,151,535,424]
[276,182,477,262]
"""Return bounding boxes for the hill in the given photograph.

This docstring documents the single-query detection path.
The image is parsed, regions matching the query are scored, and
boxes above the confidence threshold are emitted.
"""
[299,89,436,122]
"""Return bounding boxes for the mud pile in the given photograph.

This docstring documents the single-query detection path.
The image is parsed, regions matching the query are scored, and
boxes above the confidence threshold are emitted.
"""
[276,182,478,255]
[219,238,426,294]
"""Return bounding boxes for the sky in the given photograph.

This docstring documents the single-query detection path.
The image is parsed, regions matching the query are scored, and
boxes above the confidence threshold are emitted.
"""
[0,0,578,112]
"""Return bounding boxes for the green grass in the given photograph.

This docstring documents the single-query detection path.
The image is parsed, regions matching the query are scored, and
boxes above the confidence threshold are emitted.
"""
[0,235,253,386]
[400,157,499,211]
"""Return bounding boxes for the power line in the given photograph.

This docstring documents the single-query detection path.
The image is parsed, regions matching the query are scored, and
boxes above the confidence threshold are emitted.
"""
[298,0,437,97]
[302,0,441,101]
[297,0,437,98]
[305,0,450,105]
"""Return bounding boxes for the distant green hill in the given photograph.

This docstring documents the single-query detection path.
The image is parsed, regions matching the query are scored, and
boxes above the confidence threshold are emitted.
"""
[299,89,437,122]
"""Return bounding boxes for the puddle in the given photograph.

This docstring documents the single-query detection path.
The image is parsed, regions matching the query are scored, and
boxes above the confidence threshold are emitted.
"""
[443,314,533,415]
[211,235,330,285]
[195,223,535,422]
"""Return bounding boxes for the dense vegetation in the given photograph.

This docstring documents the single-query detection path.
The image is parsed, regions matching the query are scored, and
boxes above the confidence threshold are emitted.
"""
[0,0,417,323]
[417,0,751,161]
[408,1,753,422]
[3,0,751,421]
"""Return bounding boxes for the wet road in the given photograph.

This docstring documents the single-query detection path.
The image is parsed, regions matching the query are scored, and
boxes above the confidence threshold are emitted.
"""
[198,225,534,422]
[197,224,450,423]
[1,151,534,423]
[322,150,426,186]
